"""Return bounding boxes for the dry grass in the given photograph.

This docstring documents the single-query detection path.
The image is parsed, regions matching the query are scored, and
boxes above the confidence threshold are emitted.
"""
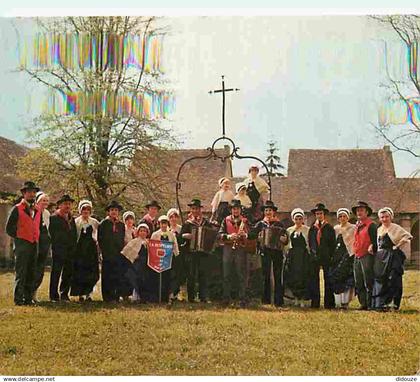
[0,270,419,376]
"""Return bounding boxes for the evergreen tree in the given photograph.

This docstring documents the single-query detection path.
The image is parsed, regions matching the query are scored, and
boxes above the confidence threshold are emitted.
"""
[264,140,285,177]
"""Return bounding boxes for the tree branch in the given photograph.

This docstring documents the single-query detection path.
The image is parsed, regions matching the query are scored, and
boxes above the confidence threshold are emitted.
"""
[370,123,419,157]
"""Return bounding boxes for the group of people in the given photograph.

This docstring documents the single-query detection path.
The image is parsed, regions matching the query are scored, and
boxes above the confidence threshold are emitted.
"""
[5,167,413,311]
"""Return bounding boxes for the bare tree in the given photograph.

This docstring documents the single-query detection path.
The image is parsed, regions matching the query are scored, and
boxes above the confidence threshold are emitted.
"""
[370,15,419,158]
[16,16,176,211]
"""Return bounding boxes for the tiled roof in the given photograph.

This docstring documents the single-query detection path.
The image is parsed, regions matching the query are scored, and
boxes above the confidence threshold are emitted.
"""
[1,135,418,215]
[269,147,419,213]
[129,146,233,213]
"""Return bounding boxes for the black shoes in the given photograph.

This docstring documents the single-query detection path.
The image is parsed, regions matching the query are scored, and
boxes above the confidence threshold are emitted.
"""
[15,300,36,306]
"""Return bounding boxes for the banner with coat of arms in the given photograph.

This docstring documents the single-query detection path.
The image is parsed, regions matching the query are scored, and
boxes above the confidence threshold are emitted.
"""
[147,240,174,273]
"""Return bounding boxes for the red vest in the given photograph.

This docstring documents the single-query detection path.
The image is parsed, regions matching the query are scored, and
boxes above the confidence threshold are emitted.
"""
[353,218,373,258]
[16,201,41,243]
[225,215,248,235]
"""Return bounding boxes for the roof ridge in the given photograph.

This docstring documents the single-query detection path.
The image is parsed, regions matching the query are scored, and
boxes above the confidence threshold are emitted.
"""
[289,148,386,152]
[169,147,228,152]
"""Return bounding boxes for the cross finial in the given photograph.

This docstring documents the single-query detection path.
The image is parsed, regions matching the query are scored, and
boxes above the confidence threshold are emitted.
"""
[209,76,240,137]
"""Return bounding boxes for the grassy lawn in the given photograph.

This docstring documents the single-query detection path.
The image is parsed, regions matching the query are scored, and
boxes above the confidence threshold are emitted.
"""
[0,270,419,376]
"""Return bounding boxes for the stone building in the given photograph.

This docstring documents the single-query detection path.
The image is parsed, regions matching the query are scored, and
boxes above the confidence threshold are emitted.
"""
[269,146,419,264]
[161,145,419,268]
[0,135,418,268]
[129,145,233,214]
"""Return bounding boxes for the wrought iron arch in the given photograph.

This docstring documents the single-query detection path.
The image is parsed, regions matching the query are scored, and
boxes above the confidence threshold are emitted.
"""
[175,135,272,224]
[175,76,273,224]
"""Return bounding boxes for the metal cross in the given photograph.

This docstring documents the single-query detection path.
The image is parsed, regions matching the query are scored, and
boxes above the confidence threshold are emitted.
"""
[209,75,240,137]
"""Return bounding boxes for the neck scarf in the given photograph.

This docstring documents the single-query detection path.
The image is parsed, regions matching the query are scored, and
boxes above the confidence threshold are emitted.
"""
[314,220,326,245]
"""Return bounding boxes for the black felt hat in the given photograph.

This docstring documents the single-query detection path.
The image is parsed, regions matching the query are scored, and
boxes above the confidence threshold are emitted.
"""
[229,199,242,209]
[351,201,372,216]
[20,181,40,193]
[105,200,123,211]
[144,200,162,210]
[310,203,329,214]
[261,200,278,212]
[187,198,204,208]
[56,194,75,206]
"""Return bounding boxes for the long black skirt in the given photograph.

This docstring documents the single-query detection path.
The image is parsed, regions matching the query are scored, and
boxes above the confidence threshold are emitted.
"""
[372,247,405,309]
[71,230,99,296]
[328,235,354,295]
[283,237,312,300]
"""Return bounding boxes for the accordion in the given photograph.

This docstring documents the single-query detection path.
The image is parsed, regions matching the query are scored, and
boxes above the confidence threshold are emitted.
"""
[259,226,287,251]
[189,226,219,253]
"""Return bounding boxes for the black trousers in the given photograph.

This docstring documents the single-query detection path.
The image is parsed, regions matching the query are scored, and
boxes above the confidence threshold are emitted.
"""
[117,255,134,298]
[170,252,186,297]
[14,239,38,304]
[49,246,74,300]
[101,256,120,302]
[185,251,209,301]
[309,263,335,308]
[223,246,248,301]
[33,240,50,294]
[354,255,374,309]
[261,249,284,306]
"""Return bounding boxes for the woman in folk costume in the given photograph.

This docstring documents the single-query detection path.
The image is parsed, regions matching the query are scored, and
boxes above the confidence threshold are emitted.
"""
[283,208,312,307]
[121,223,150,303]
[70,200,100,302]
[149,215,180,303]
[167,208,186,302]
[122,210,138,300]
[32,191,51,302]
[98,200,127,302]
[210,177,235,225]
[329,208,356,309]
[243,165,270,222]
[373,207,412,311]
[234,182,253,222]
[123,211,137,245]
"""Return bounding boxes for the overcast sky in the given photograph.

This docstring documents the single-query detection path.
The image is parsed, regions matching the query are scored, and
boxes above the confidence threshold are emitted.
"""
[0,15,418,177]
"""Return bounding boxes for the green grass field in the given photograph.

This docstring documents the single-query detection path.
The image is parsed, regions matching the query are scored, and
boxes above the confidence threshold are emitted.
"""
[0,270,419,376]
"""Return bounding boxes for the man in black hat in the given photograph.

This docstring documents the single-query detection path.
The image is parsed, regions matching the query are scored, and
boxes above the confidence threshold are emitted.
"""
[181,198,214,303]
[49,194,77,302]
[138,200,161,236]
[218,199,250,307]
[250,200,288,307]
[98,200,128,302]
[308,203,336,308]
[6,181,41,305]
[352,201,377,310]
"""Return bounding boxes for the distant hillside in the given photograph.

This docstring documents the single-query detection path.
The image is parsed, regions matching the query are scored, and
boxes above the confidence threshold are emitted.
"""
[0,136,28,195]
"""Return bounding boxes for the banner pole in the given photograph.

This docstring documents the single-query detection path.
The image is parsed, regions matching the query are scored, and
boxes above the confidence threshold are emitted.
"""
[159,273,162,303]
